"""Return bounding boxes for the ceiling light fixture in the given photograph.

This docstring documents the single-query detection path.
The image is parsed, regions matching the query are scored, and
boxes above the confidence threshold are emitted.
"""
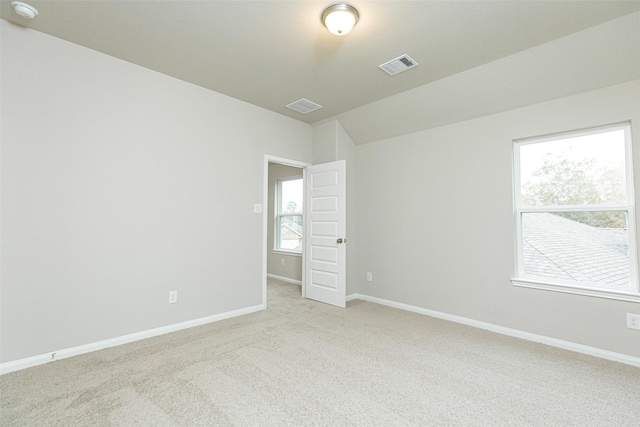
[11,1,38,19]
[322,4,359,36]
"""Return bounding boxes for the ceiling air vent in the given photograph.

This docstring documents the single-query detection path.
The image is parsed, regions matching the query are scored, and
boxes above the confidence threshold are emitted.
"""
[378,54,418,76]
[286,98,323,114]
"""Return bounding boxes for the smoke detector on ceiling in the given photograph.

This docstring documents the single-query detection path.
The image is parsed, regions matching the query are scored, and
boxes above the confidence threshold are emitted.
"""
[11,1,38,19]
[379,54,418,76]
[286,98,323,114]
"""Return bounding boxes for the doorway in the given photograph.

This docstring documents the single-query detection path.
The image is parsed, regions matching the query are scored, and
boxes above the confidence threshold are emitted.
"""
[262,156,348,309]
[262,156,309,307]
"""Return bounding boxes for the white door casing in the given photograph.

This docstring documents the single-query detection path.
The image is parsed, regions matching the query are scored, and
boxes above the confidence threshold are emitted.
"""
[305,160,346,308]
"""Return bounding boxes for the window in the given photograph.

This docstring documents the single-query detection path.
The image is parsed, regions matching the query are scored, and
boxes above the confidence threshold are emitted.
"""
[275,177,303,253]
[512,123,639,301]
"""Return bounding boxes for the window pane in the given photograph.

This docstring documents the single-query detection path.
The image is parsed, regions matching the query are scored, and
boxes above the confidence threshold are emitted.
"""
[522,212,629,288]
[279,215,302,251]
[280,179,303,214]
[519,129,626,207]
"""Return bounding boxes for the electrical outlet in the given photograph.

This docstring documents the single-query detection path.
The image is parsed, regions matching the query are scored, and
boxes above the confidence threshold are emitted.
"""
[628,313,640,330]
[366,272,373,282]
[281,258,285,266]
[169,290,178,304]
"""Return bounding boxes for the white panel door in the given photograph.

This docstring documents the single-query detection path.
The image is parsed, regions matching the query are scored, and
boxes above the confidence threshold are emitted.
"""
[305,160,346,308]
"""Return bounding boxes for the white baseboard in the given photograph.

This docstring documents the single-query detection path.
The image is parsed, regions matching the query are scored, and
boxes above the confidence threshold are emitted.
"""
[351,293,640,368]
[6,294,637,374]
[267,274,301,286]
[0,303,265,375]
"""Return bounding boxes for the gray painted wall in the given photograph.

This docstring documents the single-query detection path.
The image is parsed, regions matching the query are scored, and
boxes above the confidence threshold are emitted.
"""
[267,163,303,282]
[356,80,640,358]
[0,22,312,363]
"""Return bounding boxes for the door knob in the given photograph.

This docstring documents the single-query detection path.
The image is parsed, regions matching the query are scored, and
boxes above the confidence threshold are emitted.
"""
[337,238,346,244]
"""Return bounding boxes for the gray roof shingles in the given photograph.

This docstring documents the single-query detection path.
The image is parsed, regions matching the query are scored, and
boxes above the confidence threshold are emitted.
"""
[522,213,629,287]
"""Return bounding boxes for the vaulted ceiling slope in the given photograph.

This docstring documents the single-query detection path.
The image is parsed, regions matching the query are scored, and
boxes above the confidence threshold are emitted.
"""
[2,1,639,144]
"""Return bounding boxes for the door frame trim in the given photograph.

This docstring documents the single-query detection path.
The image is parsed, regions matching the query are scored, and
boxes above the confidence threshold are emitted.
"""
[263,155,311,307]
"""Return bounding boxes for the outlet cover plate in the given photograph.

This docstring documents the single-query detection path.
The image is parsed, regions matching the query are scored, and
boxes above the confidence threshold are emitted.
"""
[169,291,178,304]
[628,313,640,330]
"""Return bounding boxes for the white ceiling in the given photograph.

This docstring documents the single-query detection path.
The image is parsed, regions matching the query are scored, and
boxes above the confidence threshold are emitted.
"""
[2,1,640,144]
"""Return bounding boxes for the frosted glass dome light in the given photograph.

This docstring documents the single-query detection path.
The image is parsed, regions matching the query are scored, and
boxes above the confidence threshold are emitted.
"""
[322,4,359,36]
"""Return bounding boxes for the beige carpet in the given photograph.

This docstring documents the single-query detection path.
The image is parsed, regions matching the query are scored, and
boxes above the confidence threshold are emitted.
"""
[1,279,639,426]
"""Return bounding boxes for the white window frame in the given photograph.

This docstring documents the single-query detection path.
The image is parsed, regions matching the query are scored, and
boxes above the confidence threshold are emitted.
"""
[512,123,640,302]
[274,176,303,256]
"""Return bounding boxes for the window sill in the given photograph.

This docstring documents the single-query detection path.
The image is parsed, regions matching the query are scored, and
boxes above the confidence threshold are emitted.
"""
[511,278,640,303]
[273,249,302,257]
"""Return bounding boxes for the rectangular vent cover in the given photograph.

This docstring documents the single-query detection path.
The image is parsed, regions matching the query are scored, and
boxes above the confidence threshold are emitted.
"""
[379,54,418,76]
[286,98,323,114]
